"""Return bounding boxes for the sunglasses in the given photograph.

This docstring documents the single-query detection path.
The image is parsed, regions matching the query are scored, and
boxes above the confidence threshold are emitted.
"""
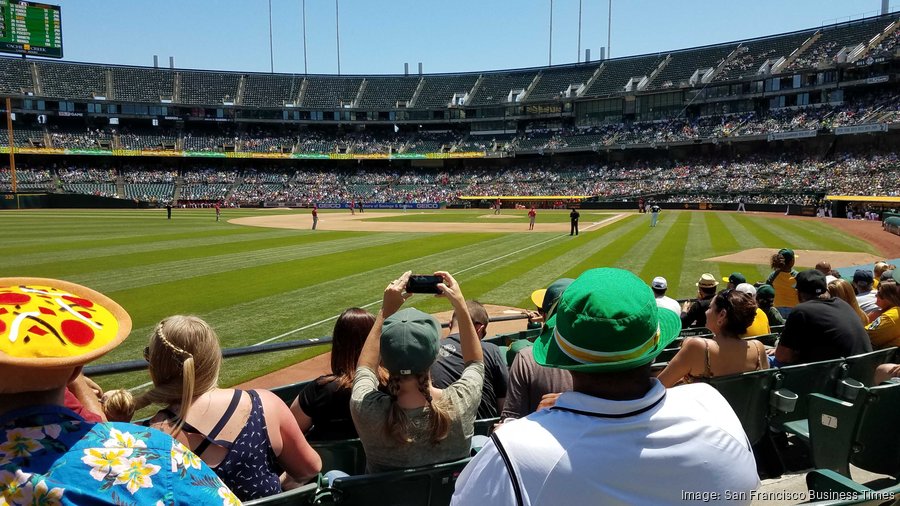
[715,289,735,311]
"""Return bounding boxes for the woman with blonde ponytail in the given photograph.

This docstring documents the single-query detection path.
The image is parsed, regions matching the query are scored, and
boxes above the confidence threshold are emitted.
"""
[141,315,321,501]
[350,271,485,473]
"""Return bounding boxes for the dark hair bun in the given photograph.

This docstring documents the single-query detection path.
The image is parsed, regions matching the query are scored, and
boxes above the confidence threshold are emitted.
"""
[723,291,758,336]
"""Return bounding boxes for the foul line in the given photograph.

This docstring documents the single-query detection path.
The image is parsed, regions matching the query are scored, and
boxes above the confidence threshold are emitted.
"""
[128,213,628,392]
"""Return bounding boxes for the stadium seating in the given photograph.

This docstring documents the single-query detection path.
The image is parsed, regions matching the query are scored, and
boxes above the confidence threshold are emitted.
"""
[788,17,893,71]
[585,54,665,96]
[806,469,900,506]
[242,73,303,108]
[301,77,364,108]
[413,75,478,108]
[243,482,318,506]
[647,45,733,91]
[270,379,312,405]
[0,57,34,94]
[714,29,816,82]
[843,348,897,386]
[527,64,600,102]
[803,380,900,477]
[38,61,107,99]
[468,70,537,106]
[313,438,367,476]
[709,368,779,445]
[110,67,175,103]
[769,358,848,429]
[357,77,420,109]
[179,70,241,105]
[313,456,471,506]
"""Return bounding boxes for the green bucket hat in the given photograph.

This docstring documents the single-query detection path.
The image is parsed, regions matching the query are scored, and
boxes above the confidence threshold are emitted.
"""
[380,308,440,376]
[533,268,681,372]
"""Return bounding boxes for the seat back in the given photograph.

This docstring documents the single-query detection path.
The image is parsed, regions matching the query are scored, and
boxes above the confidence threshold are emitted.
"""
[320,457,471,506]
[270,380,313,405]
[312,439,367,476]
[770,358,847,426]
[243,482,318,506]
[473,417,500,437]
[709,368,777,445]
[850,381,900,477]
[844,348,897,386]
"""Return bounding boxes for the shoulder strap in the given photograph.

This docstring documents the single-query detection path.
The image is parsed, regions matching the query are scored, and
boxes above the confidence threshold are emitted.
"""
[490,432,524,506]
[194,389,243,456]
[703,339,713,377]
[753,340,765,370]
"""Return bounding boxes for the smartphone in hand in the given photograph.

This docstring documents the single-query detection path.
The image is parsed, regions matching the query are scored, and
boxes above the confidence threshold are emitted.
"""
[406,275,443,294]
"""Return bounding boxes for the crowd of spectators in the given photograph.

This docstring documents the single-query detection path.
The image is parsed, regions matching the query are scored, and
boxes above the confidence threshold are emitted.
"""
[4,149,899,204]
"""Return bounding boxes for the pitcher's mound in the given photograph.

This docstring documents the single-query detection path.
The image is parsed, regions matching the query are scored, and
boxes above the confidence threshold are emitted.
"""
[706,248,882,268]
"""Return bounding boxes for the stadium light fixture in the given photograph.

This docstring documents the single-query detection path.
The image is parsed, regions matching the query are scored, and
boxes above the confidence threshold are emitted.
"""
[269,0,275,73]
[548,0,553,66]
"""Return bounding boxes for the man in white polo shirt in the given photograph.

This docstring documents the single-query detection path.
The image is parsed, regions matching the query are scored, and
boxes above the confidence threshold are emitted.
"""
[651,276,681,315]
[452,268,759,506]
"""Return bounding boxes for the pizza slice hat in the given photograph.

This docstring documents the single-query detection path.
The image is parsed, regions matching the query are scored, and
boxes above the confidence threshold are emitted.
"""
[0,278,131,393]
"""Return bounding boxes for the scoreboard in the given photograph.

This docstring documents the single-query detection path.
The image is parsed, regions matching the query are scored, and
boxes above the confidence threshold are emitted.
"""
[0,1,62,58]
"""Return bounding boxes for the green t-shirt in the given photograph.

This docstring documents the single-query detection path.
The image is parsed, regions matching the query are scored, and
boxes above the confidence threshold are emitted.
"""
[350,362,484,473]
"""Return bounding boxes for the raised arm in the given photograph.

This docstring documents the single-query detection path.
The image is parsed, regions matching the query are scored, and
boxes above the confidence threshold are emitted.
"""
[357,271,412,371]
[435,271,483,364]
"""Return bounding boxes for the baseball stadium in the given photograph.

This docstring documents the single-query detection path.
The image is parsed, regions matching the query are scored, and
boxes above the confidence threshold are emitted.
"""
[2,1,900,505]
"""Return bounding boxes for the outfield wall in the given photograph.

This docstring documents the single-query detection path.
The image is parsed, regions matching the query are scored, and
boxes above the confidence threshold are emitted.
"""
[0,193,151,209]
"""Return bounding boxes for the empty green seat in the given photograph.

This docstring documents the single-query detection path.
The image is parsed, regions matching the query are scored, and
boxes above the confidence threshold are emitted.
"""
[312,438,367,476]
[708,368,778,445]
[313,457,471,506]
[244,482,318,506]
[270,380,312,405]
[473,417,500,437]
[806,469,900,505]
[770,358,847,428]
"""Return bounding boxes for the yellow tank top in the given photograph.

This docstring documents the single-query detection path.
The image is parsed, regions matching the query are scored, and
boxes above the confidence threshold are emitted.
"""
[771,271,799,308]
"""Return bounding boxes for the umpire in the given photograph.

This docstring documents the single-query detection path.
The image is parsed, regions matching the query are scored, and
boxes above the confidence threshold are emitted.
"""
[570,208,580,236]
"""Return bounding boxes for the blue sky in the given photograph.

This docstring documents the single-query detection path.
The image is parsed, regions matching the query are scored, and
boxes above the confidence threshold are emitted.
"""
[49,0,897,74]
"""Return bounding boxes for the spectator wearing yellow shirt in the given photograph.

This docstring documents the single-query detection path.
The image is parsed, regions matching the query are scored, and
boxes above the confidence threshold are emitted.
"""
[866,275,900,349]
[765,248,799,317]
[735,283,771,338]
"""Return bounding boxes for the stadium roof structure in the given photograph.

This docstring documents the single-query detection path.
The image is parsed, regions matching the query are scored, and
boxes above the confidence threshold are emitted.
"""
[0,13,897,109]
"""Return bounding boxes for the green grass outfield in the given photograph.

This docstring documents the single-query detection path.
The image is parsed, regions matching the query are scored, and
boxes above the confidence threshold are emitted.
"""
[0,207,875,391]
[360,209,614,223]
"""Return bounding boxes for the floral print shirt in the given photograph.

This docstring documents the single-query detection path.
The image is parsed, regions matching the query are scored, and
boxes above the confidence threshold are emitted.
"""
[0,405,242,506]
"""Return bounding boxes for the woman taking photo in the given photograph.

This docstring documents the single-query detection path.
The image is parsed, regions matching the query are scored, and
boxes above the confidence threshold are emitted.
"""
[291,307,377,440]
[138,315,322,501]
[350,271,484,473]
[658,289,768,387]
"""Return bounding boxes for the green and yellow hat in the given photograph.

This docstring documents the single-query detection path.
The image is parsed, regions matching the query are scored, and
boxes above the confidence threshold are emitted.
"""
[533,268,681,372]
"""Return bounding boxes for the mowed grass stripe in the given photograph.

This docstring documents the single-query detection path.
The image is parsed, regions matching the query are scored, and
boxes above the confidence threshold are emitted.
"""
[673,211,718,300]
[478,218,642,308]
[106,232,499,331]
[16,230,377,281]
[730,214,793,248]
[64,232,415,293]
[774,219,874,253]
[561,216,647,278]
[428,219,637,310]
[618,210,679,276]
[705,212,741,254]
[0,226,309,268]
[637,212,691,288]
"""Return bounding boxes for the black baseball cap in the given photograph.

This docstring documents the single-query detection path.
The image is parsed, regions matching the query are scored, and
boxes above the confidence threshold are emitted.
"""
[795,269,827,296]
[853,269,874,284]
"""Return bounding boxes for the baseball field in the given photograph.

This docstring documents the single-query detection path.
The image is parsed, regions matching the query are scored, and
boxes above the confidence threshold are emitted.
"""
[0,207,881,391]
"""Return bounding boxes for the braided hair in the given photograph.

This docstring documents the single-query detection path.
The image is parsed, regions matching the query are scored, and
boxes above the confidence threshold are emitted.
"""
[384,372,452,445]
[136,315,222,434]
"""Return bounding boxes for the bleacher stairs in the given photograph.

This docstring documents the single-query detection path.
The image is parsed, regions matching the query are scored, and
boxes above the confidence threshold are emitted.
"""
[353,80,367,109]
[407,77,426,108]
[115,174,124,198]
[853,19,900,62]
[465,75,483,106]
[30,62,42,96]
[236,75,246,106]
[172,72,182,103]
[580,63,605,97]
[519,72,541,102]
[296,78,309,107]
[172,175,182,202]
[105,69,115,100]
[642,55,671,90]
[774,31,822,73]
